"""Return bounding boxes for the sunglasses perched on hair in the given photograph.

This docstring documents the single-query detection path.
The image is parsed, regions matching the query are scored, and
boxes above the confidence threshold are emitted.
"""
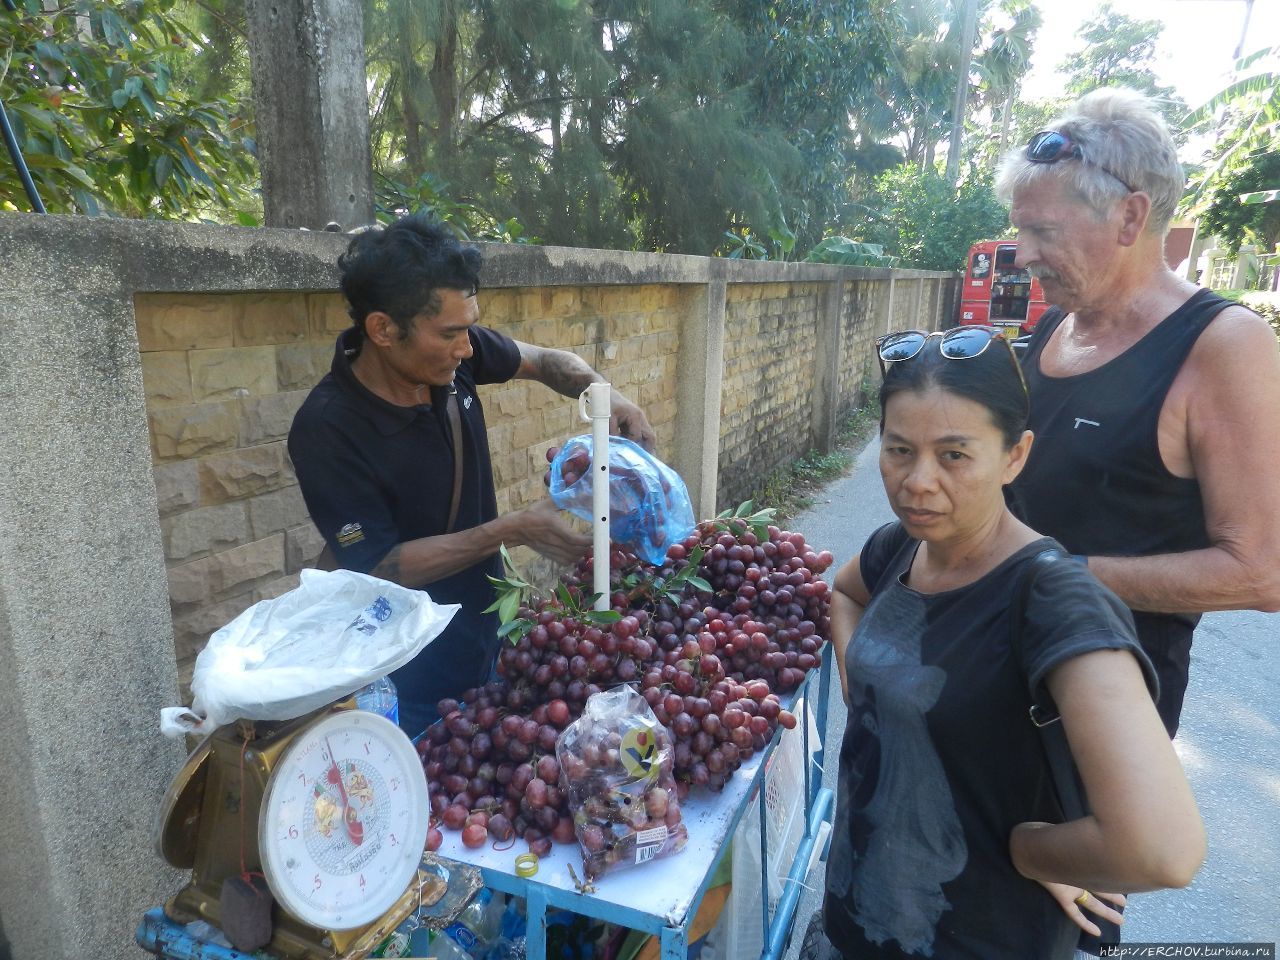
[1025,130,1138,195]
[875,325,1028,397]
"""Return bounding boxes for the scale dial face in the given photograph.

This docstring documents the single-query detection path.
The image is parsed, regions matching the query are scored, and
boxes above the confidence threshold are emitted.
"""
[259,710,429,930]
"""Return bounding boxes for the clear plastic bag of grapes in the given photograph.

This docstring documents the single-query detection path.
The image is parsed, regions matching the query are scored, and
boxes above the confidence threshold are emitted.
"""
[555,685,688,879]
[547,435,694,565]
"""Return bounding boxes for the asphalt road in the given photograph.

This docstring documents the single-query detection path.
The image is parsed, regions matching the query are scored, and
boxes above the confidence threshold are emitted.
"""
[782,437,1280,957]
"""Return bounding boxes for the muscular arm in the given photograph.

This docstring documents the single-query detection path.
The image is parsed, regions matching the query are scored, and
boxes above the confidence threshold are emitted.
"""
[1009,649,1205,892]
[1086,311,1280,614]
[830,555,872,701]
[514,340,656,450]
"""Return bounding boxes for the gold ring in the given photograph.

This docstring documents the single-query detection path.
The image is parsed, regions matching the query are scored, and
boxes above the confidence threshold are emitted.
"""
[1074,891,1091,906]
[515,853,539,878]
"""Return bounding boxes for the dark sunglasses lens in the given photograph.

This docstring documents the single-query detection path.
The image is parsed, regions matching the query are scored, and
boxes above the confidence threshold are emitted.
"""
[1027,131,1067,162]
[940,327,996,359]
[879,332,926,362]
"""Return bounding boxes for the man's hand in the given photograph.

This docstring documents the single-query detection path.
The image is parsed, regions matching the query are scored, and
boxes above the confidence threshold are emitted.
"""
[516,498,592,565]
[609,387,656,451]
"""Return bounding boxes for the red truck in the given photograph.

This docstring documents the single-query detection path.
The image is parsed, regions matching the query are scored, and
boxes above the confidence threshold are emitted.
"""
[957,240,1049,336]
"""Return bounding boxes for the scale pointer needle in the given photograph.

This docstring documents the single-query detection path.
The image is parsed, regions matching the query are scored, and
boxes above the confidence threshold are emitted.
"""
[325,736,364,846]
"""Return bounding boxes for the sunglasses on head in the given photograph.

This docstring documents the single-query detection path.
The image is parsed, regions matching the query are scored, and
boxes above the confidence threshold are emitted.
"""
[875,325,1028,397]
[1025,130,1138,195]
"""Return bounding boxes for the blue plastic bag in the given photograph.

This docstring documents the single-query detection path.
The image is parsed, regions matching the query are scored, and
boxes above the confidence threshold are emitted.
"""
[548,435,695,565]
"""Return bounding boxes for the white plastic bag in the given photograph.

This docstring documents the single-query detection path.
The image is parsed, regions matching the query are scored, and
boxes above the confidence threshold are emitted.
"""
[160,569,459,737]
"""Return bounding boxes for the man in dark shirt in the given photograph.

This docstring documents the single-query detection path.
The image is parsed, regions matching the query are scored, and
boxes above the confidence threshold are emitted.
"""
[995,89,1280,738]
[288,214,655,734]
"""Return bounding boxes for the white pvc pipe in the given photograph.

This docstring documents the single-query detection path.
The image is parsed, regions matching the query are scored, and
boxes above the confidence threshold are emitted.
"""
[579,382,612,611]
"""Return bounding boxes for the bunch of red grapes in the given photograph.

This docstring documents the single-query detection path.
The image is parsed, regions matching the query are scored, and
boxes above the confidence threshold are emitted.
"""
[416,517,834,862]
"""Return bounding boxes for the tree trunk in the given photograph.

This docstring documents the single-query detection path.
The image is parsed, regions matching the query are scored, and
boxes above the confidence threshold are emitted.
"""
[399,43,425,174]
[999,83,1017,155]
[945,0,979,186]
[244,0,374,228]
[430,8,460,161]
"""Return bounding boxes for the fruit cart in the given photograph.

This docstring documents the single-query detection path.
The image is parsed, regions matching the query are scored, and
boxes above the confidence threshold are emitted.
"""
[140,383,838,960]
[429,645,834,960]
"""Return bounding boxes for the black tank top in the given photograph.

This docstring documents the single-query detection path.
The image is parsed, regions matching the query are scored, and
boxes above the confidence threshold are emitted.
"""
[1008,287,1234,734]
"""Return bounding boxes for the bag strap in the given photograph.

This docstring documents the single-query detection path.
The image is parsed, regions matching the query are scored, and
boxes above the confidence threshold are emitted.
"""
[1010,547,1086,820]
[444,383,464,535]
[1014,548,1123,955]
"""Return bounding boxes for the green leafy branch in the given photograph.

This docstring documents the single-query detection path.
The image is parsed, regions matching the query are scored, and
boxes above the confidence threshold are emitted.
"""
[655,546,711,603]
[550,582,622,627]
[617,544,710,607]
[485,544,621,644]
[484,543,535,643]
[713,499,777,542]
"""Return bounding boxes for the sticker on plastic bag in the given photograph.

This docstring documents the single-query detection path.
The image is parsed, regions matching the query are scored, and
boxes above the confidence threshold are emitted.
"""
[548,435,695,565]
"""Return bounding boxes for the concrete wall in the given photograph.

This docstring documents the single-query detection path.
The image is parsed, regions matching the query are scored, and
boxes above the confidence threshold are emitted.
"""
[0,212,956,960]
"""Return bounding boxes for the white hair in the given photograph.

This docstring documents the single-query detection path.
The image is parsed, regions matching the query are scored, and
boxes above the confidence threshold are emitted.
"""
[995,88,1184,235]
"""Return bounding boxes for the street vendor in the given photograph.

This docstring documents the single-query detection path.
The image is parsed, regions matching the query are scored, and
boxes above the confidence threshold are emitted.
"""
[288,213,656,735]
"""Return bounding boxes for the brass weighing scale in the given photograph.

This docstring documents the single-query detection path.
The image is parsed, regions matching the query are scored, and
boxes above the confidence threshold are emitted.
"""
[154,699,430,959]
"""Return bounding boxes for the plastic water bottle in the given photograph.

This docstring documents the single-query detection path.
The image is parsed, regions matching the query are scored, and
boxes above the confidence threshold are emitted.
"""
[427,933,471,960]
[355,675,399,725]
[442,889,504,957]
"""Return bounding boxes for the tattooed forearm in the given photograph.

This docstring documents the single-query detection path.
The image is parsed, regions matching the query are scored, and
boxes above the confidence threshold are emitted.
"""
[535,348,601,398]
[371,544,404,584]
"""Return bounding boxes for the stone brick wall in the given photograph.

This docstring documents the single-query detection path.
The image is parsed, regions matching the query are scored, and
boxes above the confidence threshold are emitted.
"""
[888,275,956,331]
[138,291,346,677]
[717,283,821,510]
[840,278,890,418]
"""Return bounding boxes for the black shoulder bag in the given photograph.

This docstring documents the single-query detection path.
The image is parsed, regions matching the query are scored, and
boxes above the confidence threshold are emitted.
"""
[1010,548,1122,956]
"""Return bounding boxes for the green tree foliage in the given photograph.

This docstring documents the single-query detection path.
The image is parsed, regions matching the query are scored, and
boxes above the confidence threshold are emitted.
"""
[970,0,1040,166]
[871,0,961,171]
[1182,45,1280,256]
[851,163,1009,270]
[1196,151,1280,256]
[831,0,1041,232]
[804,236,898,267]
[736,0,898,251]
[1056,2,1185,127]
[993,4,1187,181]
[1,0,1038,257]
[170,0,251,105]
[366,0,1002,256]
[0,0,259,220]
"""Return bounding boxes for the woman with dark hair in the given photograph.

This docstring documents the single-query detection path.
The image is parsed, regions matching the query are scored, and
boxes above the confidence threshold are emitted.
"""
[808,327,1204,959]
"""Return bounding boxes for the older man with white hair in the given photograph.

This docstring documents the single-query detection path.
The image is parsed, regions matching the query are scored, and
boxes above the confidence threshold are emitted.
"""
[995,88,1280,953]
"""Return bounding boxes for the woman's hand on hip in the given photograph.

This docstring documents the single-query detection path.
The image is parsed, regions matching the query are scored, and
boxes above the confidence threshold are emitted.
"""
[1036,879,1126,938]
